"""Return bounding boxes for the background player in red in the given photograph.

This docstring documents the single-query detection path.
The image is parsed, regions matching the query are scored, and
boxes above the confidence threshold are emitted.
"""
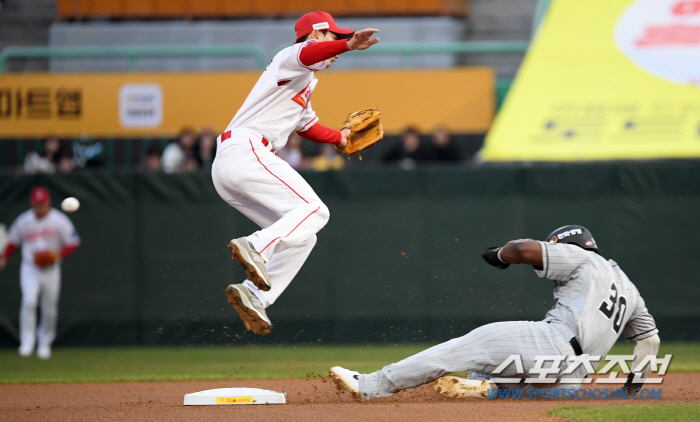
[0,187,80,359]
[212,11,379,335]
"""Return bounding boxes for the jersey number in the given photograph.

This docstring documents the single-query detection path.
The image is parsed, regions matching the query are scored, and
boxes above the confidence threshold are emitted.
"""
[598,283,627,334]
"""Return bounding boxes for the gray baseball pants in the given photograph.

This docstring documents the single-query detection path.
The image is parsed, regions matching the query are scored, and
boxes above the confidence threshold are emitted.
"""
[358,320,584,400]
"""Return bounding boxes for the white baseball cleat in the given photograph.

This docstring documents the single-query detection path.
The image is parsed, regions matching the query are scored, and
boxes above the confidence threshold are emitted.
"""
[18,345,33,357]
[228,238,271,291]
[37,346,52,360]
[225,284,272,335]
[433,376,494,399]
[329,366,360,400]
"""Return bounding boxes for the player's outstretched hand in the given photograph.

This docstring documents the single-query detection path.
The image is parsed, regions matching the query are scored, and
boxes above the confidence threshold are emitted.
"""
[482,247,510,269]
[347,28,379,50]
[0,257,6,271]
[339,128,351,148]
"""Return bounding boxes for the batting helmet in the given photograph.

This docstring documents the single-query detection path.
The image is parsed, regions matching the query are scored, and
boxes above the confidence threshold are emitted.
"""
[546,225,600,254]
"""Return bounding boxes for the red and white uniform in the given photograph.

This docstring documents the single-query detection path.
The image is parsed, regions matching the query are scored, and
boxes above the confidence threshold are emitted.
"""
[4,208,79,355]
[212,39,349,308]
[225,40,326,150]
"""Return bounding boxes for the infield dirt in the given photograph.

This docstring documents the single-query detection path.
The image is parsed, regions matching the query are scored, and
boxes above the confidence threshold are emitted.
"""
[2,373,699,421]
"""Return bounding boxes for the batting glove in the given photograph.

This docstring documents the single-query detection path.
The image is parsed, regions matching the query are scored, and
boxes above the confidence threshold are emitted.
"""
[482,247,510,269]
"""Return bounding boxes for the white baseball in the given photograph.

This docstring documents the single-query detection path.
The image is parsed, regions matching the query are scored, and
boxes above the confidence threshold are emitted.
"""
[61,197,80,213]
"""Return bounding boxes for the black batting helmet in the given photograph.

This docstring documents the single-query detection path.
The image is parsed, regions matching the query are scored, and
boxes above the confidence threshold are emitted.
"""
[546,225,600,254]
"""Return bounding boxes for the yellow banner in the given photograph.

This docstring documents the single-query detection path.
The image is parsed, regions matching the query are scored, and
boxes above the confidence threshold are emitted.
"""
[482,0,700,161]
[0,68,493,137]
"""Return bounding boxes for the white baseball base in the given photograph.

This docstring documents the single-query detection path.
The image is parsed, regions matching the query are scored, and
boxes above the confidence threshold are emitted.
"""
[183,388,286,405]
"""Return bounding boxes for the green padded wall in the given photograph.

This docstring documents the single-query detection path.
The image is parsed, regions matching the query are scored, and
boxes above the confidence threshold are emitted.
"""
[0,162,698,346]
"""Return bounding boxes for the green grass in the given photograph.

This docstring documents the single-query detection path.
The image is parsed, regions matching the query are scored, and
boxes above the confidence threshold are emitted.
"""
[0,341,698,385]
[0,344,429,384]
[603,342,700,372]
[549,404,700,422]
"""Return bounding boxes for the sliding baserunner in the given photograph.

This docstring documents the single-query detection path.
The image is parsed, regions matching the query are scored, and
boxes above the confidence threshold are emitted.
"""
[331,225,660,400]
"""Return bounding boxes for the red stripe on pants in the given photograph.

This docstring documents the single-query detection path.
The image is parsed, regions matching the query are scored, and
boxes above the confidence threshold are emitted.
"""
[249,139,307,204]
[259,206,320,253]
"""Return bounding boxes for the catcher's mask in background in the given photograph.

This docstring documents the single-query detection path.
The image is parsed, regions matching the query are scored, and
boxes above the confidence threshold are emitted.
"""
[546,225,600,255]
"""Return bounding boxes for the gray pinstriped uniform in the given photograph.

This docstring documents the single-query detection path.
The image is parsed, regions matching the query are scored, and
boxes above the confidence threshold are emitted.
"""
[358,242,658,400]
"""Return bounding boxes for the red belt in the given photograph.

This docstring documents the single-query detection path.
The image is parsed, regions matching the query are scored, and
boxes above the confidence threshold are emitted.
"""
[220,130,275,153]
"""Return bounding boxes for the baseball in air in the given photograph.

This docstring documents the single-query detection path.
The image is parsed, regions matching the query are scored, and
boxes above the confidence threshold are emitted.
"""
[61,197,80,213]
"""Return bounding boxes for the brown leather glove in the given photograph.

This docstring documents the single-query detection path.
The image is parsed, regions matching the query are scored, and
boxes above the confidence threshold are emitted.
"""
[336,108,384,160]
[34,250,59,268]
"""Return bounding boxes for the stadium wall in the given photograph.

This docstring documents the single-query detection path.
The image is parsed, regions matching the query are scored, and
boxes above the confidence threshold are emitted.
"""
[0,162,698,347]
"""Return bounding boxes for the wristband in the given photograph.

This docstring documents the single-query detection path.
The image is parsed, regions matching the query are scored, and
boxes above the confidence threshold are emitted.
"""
[497,247,507,264]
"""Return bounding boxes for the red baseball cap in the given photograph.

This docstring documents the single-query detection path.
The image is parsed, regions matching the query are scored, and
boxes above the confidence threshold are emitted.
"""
[30,186,51,206]
[295,11,355,41]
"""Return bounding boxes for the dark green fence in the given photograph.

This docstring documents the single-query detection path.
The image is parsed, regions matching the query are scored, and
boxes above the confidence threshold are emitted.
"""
[1,162,699,347]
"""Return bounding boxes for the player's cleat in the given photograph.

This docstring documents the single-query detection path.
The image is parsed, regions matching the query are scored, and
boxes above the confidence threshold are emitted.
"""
[225,284,272,335]
[329,366,361,400]
[433,376,494,399]
[228,238,271,291]
[37,346,51,360]
[18,346,33,357]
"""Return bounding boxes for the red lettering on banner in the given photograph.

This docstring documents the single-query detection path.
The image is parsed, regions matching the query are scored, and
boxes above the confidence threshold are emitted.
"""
[635,25,700,47]
[672,1,700,15]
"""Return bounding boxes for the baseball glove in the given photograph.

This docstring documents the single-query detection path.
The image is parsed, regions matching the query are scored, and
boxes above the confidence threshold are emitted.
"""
[34,250,59,268]
[336,108,384,160]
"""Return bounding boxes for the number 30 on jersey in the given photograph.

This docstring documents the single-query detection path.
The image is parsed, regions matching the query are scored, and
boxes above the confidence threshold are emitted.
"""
[599,282,627,334]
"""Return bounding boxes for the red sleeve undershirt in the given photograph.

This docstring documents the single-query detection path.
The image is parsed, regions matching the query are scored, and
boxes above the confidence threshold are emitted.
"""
[297,123,342,145]
[60,244,78,259]
[299,39,350,67]
[1,242,77,261]
[1,243,17,261]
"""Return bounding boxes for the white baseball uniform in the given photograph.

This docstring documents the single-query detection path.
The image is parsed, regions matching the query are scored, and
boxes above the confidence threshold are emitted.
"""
[212,40,333,308]
[358,242,658,400]
[6,208,79,354]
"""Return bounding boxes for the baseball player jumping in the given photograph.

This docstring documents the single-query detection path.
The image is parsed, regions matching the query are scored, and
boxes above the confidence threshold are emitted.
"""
[0,187,80,359]
[331,225,660,400]
[212,11,379,335]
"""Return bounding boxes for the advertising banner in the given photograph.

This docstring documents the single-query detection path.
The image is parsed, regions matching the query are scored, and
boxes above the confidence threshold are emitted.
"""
[482,0,700,161]
[0,68,493,137]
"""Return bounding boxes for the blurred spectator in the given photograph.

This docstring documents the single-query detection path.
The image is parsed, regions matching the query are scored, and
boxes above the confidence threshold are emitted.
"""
[311,144,345,171]
[72,133,104,169]
[24,137,61,174]
[278,132,306,170]
[382,127,430,169]
[57,152,74,173]
[161,127,198,173]
[196,127,217,171]
[428,126,462,162]
[144,146,162,172]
